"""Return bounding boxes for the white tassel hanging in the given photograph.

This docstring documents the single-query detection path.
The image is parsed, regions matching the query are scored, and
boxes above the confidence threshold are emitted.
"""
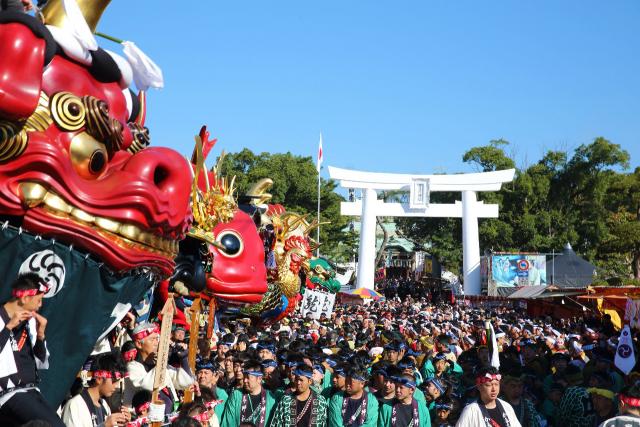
[122,41,164,91]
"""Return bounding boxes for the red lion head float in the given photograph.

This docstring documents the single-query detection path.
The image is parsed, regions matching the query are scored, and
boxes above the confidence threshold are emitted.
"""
[0,4,192,275]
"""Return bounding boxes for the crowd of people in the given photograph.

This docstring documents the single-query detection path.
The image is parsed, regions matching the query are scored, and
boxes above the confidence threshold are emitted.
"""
[0,272,639,427]
[377,278,430,301]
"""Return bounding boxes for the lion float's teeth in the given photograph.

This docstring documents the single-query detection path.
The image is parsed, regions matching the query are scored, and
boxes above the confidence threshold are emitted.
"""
[119,223,142,241]
[17,181,177,257]
[95,216,120,233]
[19,182,48,207]
[43,192,72,214]
[70,207,95,223]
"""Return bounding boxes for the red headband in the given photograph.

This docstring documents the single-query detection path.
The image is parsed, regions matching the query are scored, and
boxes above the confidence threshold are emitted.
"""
[133,325,159,341]
[476,373,502,385]
[12,280,50,298]
[12,289,39,298]
[136,402,150,415]
[620,395,640,408]
[92,370,127,380]
[123,349,137,362]
[191,411,211,422]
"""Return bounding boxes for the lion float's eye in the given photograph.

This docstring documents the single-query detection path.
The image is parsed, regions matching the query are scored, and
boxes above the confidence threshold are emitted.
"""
[89,150,106,174]
[50,92,85,131]
[69,132,109,179]
[215,230,243,258]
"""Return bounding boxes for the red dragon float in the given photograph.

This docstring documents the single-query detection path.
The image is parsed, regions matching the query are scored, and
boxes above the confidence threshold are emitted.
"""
[158,127,269,325]
[162,128,318,326]
[0,0,193,405]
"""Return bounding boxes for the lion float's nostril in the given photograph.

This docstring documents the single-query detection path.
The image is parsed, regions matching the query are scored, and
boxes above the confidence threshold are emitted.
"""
[124,147,191,207]
[153,165,169,187]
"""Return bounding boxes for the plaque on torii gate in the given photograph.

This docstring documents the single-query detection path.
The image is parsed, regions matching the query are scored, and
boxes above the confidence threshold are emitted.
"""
[328,166,515,295]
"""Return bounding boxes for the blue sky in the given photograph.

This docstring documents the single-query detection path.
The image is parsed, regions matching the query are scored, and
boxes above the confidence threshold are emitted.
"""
[98,1,640,178]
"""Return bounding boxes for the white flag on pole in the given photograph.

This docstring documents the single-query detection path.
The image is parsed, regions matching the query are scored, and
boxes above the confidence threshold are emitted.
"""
[489,322,500,369]
[316,133,323,173]
[615,325,636,375]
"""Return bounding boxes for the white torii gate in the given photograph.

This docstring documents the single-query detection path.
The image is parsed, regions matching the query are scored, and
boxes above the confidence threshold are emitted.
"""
[328,166,515,295]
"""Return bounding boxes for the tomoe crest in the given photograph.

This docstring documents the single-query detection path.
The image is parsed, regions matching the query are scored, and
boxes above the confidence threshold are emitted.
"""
[18,250,66,298]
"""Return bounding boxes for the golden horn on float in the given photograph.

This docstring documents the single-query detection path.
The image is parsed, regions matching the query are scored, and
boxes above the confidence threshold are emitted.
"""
[247,178,274,206]
[42,0,112,33]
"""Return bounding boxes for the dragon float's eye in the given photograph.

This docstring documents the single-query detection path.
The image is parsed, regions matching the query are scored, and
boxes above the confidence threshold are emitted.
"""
[215,230,243,258]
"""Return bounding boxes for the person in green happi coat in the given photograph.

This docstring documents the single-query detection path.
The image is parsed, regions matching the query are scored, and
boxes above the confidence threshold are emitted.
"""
[220,359,276,427]
[270,364,329,426]
[328,366,379,427]
[378,373,430,427]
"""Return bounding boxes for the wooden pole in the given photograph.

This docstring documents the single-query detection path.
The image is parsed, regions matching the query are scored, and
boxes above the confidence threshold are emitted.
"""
[182,297,201,404]
[206,298,216,339]
[150,293,175,427]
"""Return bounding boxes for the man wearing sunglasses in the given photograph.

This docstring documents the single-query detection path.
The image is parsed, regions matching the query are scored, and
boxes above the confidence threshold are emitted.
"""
[0,273,63,426]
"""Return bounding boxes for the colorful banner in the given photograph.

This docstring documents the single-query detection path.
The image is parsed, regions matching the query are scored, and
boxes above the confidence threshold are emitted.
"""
[490,254,547,288]
[300,288,335,320]
[0,225,152,407]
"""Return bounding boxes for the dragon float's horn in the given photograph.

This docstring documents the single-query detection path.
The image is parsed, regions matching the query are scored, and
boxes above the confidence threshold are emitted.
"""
[304,219,321,236]
[213,150,226,180]
[200,126,217,161]
[247,178,274,206]
[304,219,330,236]
[228,176,236,197]
[192,136,204,180]
[309,242,322,253]
[134,91,147,126]
[186,157,195,178]
[42,0,112,33]
[190,135,206,224]
[281,214,306,237]
[191,126,217,164]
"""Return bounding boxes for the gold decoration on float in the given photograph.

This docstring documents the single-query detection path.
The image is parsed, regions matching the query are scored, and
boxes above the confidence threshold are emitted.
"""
[50,92,86,131]
[82,96,123,155]
[0,91,53,163]
[24,92,53,132]
[127,123,151,154]
[246,178,274,206]
[188,135,238,246]
[0,121,28,162]
[41,0,112,33]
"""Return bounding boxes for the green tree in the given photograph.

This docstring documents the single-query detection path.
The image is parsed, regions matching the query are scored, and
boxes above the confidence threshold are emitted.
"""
[600,167,640,278]
[217,149,354,262]
[462,139,516,172]
[555,138,630,273]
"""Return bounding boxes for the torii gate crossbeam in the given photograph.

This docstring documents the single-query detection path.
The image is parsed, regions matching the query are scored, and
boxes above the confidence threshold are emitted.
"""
[329,166,515,295]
